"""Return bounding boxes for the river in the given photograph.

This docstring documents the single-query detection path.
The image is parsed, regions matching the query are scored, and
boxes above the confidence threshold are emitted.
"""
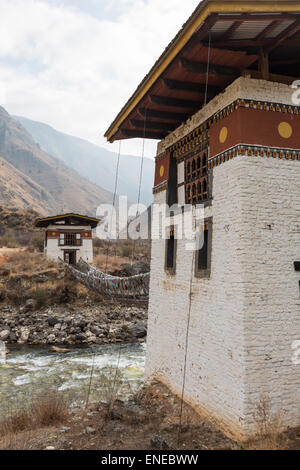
[0,342,146,417]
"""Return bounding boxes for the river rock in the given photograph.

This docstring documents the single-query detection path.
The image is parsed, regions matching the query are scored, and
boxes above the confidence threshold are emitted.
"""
[24,299,35,312]
[18,327,30,344]
[0,330,10,341]
[50,346,71,354]
[86,332,97,343]
[90,325,101,336]
[128,322,147,338]
[47,334,56,343]
[48,315,59,327]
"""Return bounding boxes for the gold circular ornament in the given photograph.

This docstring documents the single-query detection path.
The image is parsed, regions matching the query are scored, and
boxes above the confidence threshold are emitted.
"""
[219,127,228,144]
[159,165,165,177]
[278,122,293,139]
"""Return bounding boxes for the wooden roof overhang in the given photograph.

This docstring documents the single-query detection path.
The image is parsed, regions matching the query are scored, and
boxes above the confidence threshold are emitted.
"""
[105,1,300,143]
[35,213,101,229]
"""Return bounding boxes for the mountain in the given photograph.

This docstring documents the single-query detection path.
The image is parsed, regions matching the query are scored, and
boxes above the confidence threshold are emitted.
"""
[15,116,155,207]
[0,106,114,216]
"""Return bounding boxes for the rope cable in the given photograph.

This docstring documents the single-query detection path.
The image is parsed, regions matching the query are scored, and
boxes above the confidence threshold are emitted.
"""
[131,109,147,263]
[105,140,122,272]
[109,110,147,408]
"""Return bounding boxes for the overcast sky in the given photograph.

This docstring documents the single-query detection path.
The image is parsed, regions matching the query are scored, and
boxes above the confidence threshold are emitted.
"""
[0,0,200,158]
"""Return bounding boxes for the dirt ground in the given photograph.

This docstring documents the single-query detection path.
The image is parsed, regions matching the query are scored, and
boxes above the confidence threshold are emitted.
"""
[1,381,300,451]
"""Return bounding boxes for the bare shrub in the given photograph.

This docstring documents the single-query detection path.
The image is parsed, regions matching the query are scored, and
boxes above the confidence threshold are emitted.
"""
[0,393,70,437]
[0,409,32,436]
[31,393,69,427]
[247,395,286,450]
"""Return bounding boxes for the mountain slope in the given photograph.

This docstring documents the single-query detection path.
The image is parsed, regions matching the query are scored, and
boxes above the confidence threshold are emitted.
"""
[0,106,114,216]
[15,116,155,207]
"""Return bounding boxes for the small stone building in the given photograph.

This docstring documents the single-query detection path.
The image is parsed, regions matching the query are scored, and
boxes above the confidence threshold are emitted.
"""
[105,1,300,439]
[35,213,100,265]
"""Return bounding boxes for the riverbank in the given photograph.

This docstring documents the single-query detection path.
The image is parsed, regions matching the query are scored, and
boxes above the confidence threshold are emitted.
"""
[2,379,299,451]
[0,250,148,346]
[0,380,240,451]
[0,302,147,346]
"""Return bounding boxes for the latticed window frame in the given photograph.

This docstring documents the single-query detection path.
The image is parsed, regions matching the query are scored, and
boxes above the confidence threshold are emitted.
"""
[185,147,209,205]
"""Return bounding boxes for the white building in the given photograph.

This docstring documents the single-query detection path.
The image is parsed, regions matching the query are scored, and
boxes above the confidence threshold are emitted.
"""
[105,1,300,440]
[35,213,100,265]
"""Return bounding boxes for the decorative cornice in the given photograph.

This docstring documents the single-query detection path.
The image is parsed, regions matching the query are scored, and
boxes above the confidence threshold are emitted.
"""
[208,144,300,169]
[170,99,300,160]
[153,181,168,195]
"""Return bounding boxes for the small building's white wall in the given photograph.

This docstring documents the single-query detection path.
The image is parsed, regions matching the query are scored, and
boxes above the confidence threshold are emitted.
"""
[44,225,94,263]
[147,78,300,440]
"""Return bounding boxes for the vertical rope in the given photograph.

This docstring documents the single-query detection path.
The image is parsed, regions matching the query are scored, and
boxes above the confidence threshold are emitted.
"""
[109,112,147,407]
[131,109,147,263]
[105,140,122,272]
[177,31,211,448]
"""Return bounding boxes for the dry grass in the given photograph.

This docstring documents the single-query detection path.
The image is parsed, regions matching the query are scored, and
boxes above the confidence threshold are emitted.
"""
[93,253,130,273]
[245,396,287,450]
[30,394,70,427]
[5,251,56,274]
[0,393,70,438]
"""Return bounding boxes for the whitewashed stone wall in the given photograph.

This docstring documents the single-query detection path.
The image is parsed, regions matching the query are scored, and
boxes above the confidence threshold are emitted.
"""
[45,224,94,263]
[147,78,300,439]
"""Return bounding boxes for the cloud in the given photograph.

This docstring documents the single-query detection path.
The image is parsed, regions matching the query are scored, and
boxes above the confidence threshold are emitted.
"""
[0,0,199,157]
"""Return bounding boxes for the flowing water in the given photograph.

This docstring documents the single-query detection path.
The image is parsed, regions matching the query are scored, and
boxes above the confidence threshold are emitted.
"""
[0,342,146,417]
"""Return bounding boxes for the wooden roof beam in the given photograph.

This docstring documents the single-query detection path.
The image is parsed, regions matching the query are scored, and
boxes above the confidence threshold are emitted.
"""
[181,58,239,77]
[187,13,219,49]
[138,108,189,122]
[255,20,281,41]
[163,78,221,94]
[150,94,201,110]
[122,129,167,140]
[130,120,178,131]
[220,21,242,41]
[265,20,300,52]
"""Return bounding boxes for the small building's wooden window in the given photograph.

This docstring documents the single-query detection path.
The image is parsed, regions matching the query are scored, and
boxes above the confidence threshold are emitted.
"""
[59,233,82,246]
[185,149,209,204]
[195,219,212,279]
[165,226,176,275]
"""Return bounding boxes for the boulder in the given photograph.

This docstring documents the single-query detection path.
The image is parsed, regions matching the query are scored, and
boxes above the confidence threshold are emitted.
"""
[116,261,150,277]
[48,316,59,327]
[18,327,30,344]
[90,325,101,336]
[50,346,71,354]
[0,330,10,341]
[128,322,147,338]
[47,334,56,343]
[24,299,35,312]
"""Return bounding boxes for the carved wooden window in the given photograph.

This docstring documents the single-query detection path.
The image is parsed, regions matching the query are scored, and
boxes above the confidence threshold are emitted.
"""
[185,149,209,204]
[59,233,82,246]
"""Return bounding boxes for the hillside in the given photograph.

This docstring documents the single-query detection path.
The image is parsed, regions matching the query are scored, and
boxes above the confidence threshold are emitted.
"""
[0,106,114,216]
[15,116,155,207]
